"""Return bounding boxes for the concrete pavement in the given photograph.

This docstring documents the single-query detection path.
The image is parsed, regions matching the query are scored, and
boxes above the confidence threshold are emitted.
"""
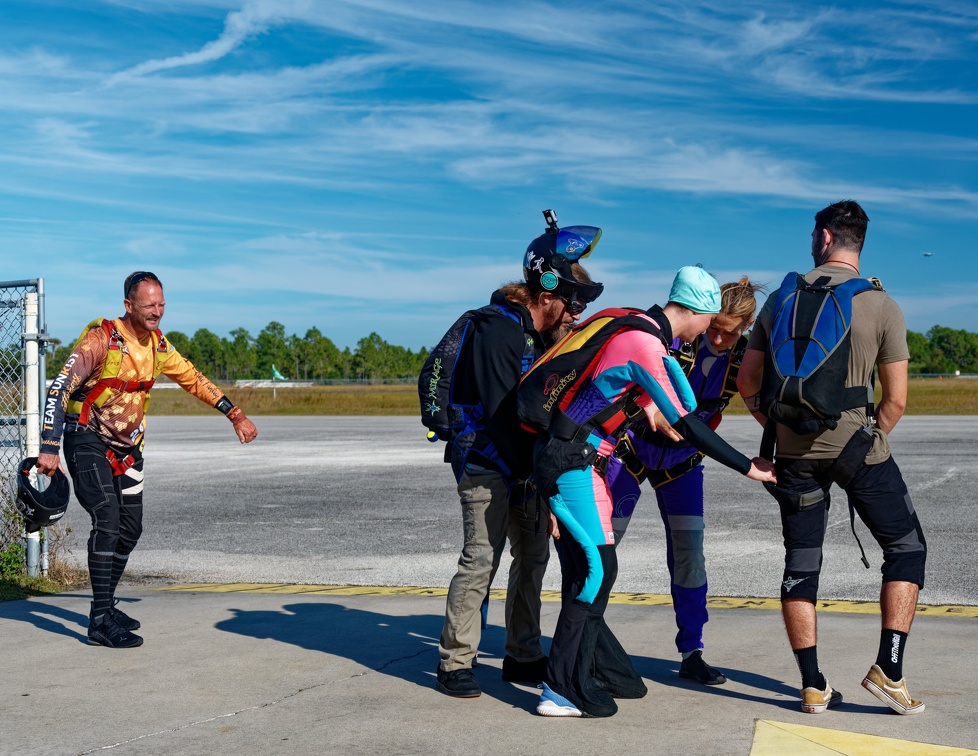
[1,585,976,755]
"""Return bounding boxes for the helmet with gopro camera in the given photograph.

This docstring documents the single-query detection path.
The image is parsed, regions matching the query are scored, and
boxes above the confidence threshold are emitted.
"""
[523,209,604,313]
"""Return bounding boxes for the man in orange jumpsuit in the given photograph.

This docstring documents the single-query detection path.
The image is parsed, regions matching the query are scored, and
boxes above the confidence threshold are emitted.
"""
[36,271,258,648]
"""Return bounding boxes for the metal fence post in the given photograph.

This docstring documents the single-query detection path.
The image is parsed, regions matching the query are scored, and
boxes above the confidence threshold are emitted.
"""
[23,290,42,576]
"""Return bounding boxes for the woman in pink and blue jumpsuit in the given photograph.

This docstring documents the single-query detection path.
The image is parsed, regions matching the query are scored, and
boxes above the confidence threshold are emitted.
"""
[535,268,775,718]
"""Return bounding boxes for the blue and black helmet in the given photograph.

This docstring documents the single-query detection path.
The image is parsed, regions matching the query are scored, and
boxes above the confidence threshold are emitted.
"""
[523,210,604,308]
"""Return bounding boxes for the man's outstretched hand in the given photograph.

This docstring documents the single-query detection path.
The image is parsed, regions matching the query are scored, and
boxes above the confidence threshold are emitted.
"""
[228,407,258,444]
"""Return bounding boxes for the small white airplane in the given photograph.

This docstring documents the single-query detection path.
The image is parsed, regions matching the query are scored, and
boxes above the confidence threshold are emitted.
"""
[923,252,934,257]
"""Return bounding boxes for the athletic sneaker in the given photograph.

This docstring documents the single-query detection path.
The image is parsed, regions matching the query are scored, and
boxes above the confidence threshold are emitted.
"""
[108,599,140,631]
[800,682,843,713]
[536,683,582,717]
[435,667,481,698]
[502,654,548,684]
[679,651,727,685]
[862,664,925,715]
[87,616,143,649]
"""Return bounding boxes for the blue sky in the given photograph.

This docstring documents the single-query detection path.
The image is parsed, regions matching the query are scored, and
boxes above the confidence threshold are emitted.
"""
[2,1,976,351]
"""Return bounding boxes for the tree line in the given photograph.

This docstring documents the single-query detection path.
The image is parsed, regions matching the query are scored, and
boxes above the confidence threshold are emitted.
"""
[906,326,978,374]
[44,322,430,382]
[39,321,978,382]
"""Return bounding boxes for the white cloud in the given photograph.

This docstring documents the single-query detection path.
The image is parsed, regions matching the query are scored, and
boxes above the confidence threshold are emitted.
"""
[111,0,285,80]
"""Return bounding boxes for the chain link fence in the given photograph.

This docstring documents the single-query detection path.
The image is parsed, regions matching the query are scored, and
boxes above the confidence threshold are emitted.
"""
[0,280,44,561]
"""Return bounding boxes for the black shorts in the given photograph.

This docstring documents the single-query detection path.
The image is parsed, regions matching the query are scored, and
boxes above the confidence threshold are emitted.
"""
[768,454,926,601]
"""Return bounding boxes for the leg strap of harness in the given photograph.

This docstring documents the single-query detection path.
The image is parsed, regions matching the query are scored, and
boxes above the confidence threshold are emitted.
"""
[647,453,704,489]
[104,448,136,478]
[612,436,649,483]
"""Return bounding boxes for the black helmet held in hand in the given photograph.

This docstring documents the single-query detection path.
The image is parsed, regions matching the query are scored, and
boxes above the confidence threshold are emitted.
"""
[16,457,70,532]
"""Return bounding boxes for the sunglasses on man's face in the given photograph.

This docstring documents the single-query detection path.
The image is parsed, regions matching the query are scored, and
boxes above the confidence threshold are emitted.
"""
[560,296,588,316]
[125,271,160,300]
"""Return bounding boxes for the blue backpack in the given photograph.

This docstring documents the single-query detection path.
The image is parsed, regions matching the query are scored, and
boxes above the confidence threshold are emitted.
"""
[418,303,532,443]
[760,272,879,435]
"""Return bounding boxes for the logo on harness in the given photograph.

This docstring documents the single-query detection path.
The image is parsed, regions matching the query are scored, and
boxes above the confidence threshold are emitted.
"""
[542,369,576,412]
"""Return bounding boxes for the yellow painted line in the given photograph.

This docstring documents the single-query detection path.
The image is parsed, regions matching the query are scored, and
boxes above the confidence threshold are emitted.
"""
[155,584,978,618]
[751,720,978,755]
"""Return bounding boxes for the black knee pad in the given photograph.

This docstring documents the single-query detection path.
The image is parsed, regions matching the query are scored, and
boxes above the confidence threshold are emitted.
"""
[780,569,820,601]
[880,513,927,588]
[766,482,827,602]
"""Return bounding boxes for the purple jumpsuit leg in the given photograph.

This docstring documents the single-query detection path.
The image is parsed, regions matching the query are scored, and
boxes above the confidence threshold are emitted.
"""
[653,465,708,655]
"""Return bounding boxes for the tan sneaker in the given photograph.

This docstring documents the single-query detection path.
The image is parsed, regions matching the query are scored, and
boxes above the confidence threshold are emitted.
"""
[862,664,925,715]
[800,682,843,713]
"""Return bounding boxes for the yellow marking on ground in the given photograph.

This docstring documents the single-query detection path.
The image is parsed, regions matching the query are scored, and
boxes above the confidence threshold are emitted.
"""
[155,584,978,617]
[750,720,978,755]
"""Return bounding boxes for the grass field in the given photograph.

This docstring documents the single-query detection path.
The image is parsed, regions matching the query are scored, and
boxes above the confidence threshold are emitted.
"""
[147,377,977,416]
[149,384,421,415]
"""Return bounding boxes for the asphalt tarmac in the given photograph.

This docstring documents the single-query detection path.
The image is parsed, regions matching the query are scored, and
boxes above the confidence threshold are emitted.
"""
[59,415,978,605]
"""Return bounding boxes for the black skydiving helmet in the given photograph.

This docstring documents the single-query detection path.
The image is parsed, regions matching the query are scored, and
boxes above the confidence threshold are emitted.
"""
[523,209,604,314]
[16,457,70,533]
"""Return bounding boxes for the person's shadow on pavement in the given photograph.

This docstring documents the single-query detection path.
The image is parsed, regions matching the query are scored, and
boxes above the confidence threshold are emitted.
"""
[214,601,542,711]
[0,593,142,644]
[629,653,881,713]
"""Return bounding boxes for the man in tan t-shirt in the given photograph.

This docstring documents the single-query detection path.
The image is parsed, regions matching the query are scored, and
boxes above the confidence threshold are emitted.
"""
[738,200,927,716]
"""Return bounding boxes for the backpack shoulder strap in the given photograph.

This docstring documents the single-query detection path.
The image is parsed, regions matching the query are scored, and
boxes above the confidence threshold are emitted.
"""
[152,329,169,378]
[834,275,876,300]
[716,333,750,413]
[490,302,536,374]
[833,277,877,413]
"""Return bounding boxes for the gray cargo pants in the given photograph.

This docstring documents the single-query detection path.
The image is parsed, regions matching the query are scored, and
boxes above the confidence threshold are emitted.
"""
[438,463,551,671]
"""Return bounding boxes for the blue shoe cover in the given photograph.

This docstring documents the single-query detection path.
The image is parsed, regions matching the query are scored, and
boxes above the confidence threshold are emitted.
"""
[536,683,582,717]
